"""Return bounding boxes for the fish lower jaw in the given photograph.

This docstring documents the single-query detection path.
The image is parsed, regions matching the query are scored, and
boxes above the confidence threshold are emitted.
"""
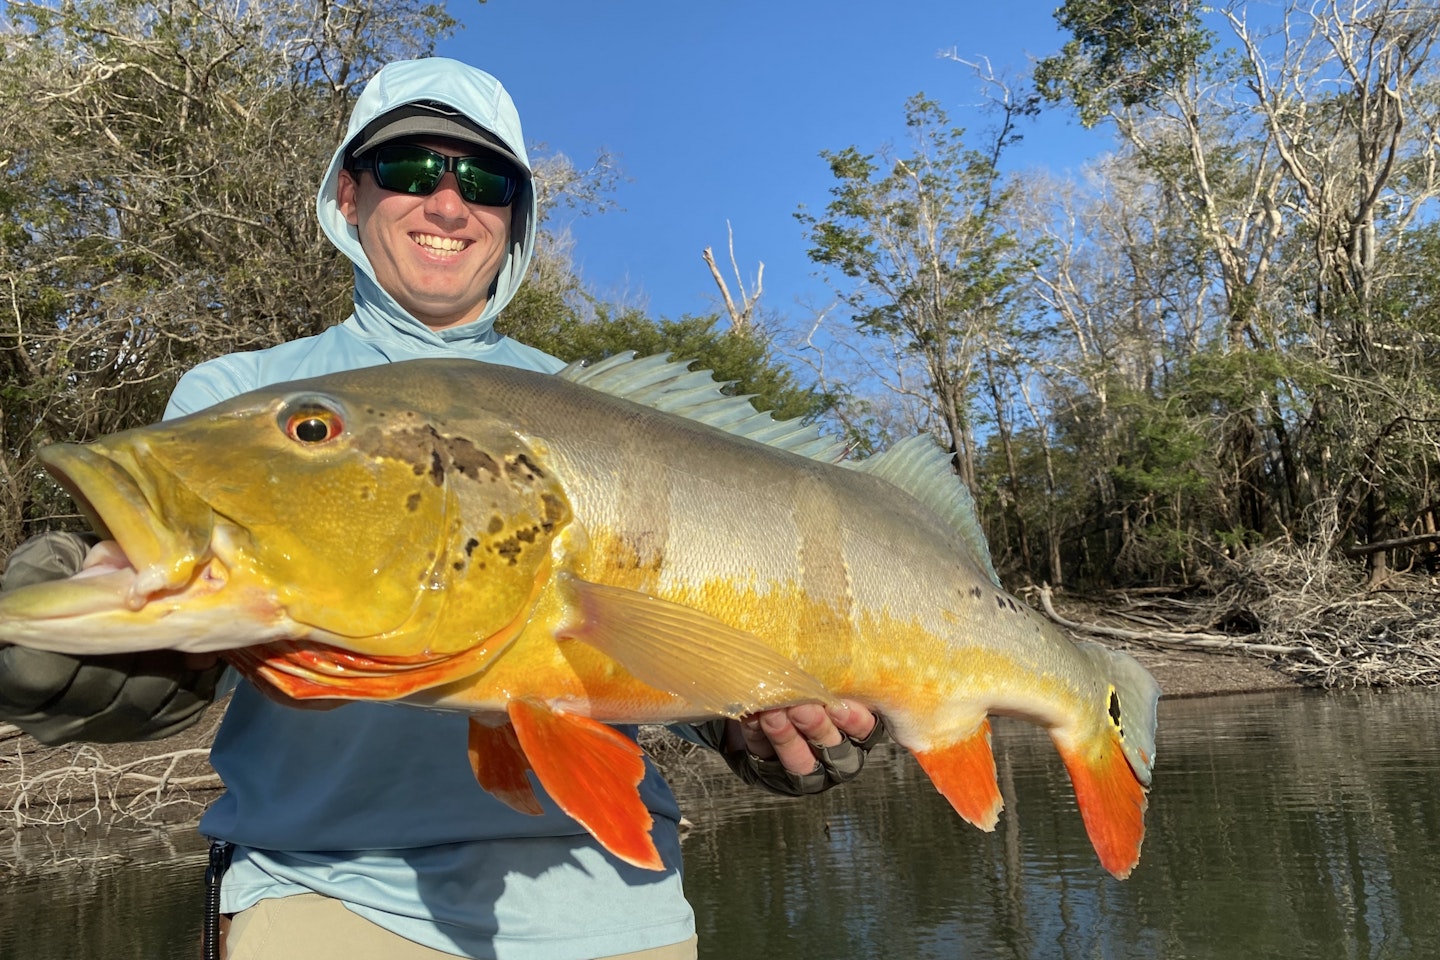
[125,556,228,611]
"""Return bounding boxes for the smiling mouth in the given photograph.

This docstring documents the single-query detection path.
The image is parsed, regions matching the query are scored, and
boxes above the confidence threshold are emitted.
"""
[411,233,471,255]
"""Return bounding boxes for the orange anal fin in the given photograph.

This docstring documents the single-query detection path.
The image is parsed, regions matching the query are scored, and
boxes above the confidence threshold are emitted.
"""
[912,720,1003,831]
[1057,732,1150,879]
[467,719,544,816]
[506,699,663,871]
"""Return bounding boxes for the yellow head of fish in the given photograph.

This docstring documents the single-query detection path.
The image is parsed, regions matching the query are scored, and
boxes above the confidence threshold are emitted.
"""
[3,374,570,698]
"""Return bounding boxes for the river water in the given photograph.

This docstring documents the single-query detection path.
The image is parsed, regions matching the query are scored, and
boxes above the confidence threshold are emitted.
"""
[3,687,1438,959]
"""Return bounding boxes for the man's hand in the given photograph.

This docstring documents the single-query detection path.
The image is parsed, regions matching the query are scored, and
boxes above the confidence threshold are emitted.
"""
[704,701,887,797]
[0,532,224,744]
[738,701,880,776]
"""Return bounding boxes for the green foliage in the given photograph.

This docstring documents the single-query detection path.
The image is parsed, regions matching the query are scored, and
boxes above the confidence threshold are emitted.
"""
[0,0,457,553]
[798,94,1034,475]
[1034,0,1214,126]
[507,302,831,423]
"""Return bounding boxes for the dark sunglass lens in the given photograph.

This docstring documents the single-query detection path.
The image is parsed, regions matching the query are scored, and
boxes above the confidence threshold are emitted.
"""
[363,145,517,204]
[455,162,516,206]
[373,147,444,194]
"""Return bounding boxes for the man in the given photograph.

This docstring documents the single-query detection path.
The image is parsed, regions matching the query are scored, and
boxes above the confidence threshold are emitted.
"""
[0,58,879,959]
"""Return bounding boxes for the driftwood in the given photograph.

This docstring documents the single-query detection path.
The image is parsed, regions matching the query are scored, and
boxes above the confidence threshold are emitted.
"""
[1036,585,1315,658]
[0,712,223,832]
[1342,531,1440,558]
[1034,540,1440,688]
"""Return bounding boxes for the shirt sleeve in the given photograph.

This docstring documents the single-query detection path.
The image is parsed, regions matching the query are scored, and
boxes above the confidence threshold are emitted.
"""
[164,355,256,420]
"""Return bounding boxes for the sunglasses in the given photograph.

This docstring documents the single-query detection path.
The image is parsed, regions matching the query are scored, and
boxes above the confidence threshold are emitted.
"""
[351,143,520,207]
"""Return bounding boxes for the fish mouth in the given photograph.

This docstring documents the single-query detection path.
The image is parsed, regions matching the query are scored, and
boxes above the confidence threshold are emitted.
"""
[38,439,217,609]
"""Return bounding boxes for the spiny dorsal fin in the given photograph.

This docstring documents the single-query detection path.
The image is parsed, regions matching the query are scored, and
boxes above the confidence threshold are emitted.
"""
[558,352,847,462]
[559,355,996,584]
[845,435,1001,587]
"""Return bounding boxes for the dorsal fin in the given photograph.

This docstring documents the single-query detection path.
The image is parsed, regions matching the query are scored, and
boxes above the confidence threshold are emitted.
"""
[559,354,998,585]
[845,435,1001,587]
[558,353,847,462]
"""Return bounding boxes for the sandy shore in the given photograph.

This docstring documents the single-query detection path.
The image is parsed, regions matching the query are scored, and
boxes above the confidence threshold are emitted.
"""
[1129,645,1301,698]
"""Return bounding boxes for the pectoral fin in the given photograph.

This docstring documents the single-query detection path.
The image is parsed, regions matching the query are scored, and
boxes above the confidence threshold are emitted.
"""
[467,719,543,816]
[506,698,663,871]
[912,720,1004,831]
[560,574,834,716]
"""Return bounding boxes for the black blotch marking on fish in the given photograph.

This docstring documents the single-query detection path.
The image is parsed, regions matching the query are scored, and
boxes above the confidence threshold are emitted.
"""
[505,453,546,483]
[970,586,984,599]
[452,560,466,571]
[1007,597,1019,612]
[363,424,452,488]
[995,595,1005,609]
[487,515,505,535]
[464,538,480,556]
[444,436,502,480]
[540,493,568,531]
[612,531,665,572]
[1108,688,1125,739]
[493,540,523,565]
[405,493,422,512]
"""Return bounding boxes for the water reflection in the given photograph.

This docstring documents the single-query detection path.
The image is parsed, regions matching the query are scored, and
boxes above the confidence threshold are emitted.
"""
[675,687,1440,960]
[3,688,1438,959]
[1,827,207,960]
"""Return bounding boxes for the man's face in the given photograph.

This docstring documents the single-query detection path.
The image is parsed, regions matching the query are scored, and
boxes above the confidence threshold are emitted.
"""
[337,137,514,330]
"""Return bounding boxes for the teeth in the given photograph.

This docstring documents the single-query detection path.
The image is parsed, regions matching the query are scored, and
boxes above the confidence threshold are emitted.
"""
[412,234,468,253]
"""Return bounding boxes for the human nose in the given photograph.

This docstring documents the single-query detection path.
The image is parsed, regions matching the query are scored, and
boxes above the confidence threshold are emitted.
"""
[423,172,469,220]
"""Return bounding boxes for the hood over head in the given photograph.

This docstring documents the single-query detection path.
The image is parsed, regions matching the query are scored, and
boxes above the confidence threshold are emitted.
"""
[317,58,536,342]
[345,101,527,174]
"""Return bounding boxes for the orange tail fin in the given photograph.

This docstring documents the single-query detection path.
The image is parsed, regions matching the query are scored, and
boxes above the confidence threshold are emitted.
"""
[467,719,544,816]
[506,699,663,871]
[1057,730,1149,879]
[912,720,1003,831]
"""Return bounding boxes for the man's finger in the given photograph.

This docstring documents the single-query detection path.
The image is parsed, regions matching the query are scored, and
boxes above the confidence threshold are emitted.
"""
[754,710,821,776]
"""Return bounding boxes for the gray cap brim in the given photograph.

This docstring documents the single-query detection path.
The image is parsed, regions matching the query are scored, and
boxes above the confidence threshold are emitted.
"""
[347,102,527,175]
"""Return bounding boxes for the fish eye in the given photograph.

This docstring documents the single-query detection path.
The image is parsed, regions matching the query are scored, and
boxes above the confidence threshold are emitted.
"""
[284,406,344,444]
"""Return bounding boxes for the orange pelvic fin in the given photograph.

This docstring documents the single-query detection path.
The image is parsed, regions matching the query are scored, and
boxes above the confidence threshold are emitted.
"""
[912,719,1003,831]
[506,698,663,871]
[1057,731,1150,879]
[560,573,834,716]
[467,719,543,816]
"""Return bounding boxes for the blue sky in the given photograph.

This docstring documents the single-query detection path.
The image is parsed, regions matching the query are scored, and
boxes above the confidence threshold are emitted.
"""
[440,0,1114,326]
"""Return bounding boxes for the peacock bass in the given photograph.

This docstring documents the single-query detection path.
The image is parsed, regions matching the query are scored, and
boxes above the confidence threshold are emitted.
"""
[0,354,1161,877]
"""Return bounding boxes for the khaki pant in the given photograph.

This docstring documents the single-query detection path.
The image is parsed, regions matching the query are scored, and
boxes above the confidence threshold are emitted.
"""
[222,892,698,960]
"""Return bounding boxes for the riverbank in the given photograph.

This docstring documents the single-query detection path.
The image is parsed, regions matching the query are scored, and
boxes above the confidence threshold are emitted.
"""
[1130,645,1301,698]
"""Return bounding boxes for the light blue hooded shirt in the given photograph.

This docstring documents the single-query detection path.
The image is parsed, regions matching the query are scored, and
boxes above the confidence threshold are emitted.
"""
[167,58,694,960]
